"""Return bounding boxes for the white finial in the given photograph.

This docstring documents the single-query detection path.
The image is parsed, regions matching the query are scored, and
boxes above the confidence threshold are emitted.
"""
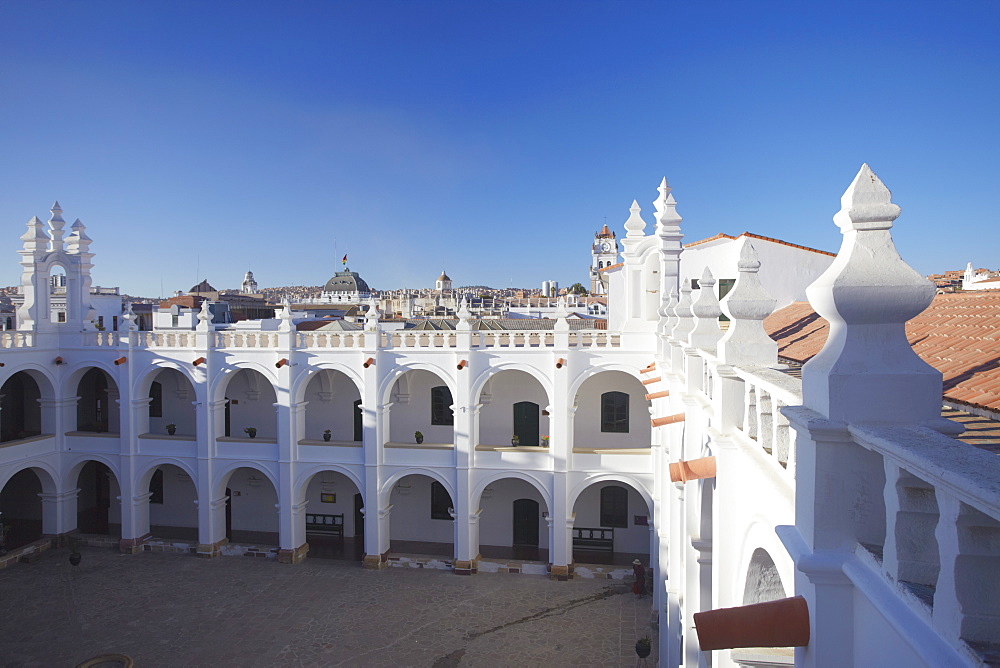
[66,219,92,254]
[553,296,570,331]
[670,279,695,341]
[656,191,683,236]
[653,177,672,218]
[688,267,723,349]
[803,165,939,424]
[196,299,212,331]
[456,296,472,331]
[47,201,66,252]
[718,241,778,365]
[21,216,49,252]
[364,296,380,331]
[122,302,138,332]
[624,200,646,238]
[832,163,901,232]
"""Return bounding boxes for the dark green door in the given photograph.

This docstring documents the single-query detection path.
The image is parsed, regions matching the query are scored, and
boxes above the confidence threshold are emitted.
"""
[353,399,363,442]
[513,498,539,546]
[513,401,539,446]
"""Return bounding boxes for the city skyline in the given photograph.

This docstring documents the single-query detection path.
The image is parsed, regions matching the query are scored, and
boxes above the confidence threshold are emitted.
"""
[2,1,997,298]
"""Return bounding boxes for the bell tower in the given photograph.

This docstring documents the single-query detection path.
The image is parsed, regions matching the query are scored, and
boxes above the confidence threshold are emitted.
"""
[589,224,618,295]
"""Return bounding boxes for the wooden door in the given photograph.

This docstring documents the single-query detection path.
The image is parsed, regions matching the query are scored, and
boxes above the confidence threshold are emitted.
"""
[512,498,539,546]
[354,493,364,537]
[513,401,539,446]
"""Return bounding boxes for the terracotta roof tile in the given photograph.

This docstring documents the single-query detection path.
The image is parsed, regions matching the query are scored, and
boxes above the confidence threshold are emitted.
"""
[684,231,835,257]
[764,292,1000,413]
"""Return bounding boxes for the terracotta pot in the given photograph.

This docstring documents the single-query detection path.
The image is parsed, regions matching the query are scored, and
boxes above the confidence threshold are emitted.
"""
[668,456,716,483]
[694,595,810,651]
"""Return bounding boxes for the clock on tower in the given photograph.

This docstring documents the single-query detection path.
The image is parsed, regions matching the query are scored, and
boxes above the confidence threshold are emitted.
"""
[590,224,619,296]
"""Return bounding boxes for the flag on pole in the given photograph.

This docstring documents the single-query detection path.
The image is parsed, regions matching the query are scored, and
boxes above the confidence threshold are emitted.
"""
[342,254,348,265]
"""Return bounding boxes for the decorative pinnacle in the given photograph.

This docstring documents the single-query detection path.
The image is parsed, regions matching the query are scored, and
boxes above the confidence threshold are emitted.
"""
[653,177,672,218]
[833,163,901,232]
[737,239,761,273]
[624,200,646,238]
[51,201,62,214]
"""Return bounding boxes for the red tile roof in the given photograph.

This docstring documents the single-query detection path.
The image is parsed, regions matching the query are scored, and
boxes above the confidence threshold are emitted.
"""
[685,232,836,257]
[764,292,1000,413]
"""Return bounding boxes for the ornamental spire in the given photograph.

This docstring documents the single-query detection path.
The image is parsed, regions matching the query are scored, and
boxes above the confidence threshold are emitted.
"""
[688,267,723,350]
[624,199,646,238]
[66,218,92,254]
[717,240,778,366]
[653,177,672,219]
[48,201,66,252]
[21,216,49,252]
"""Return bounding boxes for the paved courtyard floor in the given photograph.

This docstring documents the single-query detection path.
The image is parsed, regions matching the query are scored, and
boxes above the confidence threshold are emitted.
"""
[1,546,658,667]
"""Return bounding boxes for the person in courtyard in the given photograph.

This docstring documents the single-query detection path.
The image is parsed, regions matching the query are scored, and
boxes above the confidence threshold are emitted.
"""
[632,558,646,597]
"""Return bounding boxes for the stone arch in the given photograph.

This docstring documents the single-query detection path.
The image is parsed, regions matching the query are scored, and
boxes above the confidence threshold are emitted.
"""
[64,454,122,492]
[568,473,653,515]
[0,461,58,496]
[568,363,644,400]
[0,465,56,548]
[213,460,279,500]
[71,365,121,433]
[0,370,53,442]
[378,363,455,407]
[298,368,363,443]
[135,457,199,491]
[734,519,795,607]
[474,368,551,447]
[135,365,199,437]
[208,361,278,404]
[380,467,455,508]
[291,362,363,405]
[381,366,455,445]
[69,457,123,537]
[294,464,365,505]
[470,363,553,407]
[471,471,552,512]
[133,360,201,398]
[572,368,652,450]
[213,366,279,440]
[742,548,788,605]
[136,460,199,541]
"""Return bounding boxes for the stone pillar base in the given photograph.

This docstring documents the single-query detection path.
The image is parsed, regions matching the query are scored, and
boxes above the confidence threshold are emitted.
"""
[197,538,229,559]
[549,563,572,581]
[44,531,79,549]
[119,533,152,555]
[363,549,390,570]
[278,542,309,564]
[452,558,479,575]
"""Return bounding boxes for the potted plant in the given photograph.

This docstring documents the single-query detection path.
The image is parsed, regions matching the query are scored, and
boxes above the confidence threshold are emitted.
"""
[511,434,520,446]
[323,429,332,442]
[243,426,257,439]
[414,430,424,444]
[165,423,177,436]
[635,636,651,659]
[541,435,549,447]
[68,537,82,567]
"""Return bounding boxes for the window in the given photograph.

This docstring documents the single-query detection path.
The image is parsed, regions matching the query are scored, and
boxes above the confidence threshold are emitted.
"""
[430,481,453,520]
[431,385,454,426]
[718,278,736,322]
[97,316,104,330]
[600,486,628,528]
[57,312,66,323]
[601,391,629,433]
[149,381,163,418]
[149,468,164,504]
[112,316,119,331]
[171,314,179,327]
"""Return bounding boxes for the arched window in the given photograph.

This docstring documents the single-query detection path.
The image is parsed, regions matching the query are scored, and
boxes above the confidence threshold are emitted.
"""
[601,391,629,433]
[431,386,454,426]
[430,481,453,520]
[600,486,628,528]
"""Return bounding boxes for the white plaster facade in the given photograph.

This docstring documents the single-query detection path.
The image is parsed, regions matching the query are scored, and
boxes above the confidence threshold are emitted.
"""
[1,167,998,666]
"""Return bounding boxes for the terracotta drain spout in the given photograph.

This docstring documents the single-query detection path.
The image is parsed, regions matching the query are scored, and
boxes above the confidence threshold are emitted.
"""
[668,456,716,483]
[651,413,685,427]
[640,362,656,374]
[694,595,810,651]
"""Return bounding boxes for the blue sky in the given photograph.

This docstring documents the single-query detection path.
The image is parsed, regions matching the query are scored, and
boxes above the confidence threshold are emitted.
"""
[1,1,997,297]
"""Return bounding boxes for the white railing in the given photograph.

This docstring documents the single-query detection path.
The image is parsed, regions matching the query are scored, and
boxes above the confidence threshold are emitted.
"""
[298,331,365,348]
[0,331,35,348]
[732,366,801,478]
[850,423,1000,657]
[213,331,280,349]
[137,331,198,348]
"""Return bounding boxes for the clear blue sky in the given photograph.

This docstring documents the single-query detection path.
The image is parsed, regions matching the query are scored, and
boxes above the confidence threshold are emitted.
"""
[1,1,997,297]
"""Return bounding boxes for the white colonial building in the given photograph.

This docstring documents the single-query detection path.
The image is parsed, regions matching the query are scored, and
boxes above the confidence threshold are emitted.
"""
[1,165,997,667]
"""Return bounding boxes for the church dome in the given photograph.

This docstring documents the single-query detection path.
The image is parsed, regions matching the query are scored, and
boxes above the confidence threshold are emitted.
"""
[323,270,371,294]
[437,270,451,282]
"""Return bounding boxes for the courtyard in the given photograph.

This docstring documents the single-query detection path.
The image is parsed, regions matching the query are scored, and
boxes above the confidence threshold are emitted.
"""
[1,546,657,667]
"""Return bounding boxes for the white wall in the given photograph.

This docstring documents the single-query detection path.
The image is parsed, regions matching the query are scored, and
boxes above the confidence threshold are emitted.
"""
[477,371,550,446]
[304,471,361,536]
[224,369,278,439]
[573,371,651,449]
[148,465,198,528]
[303,371,361,442]
[388,370,454,444]
[573,481,650,554]
[388,475,454,544]
[226,467,278,533]
[147,368,197,436]
[477,478,549,549]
